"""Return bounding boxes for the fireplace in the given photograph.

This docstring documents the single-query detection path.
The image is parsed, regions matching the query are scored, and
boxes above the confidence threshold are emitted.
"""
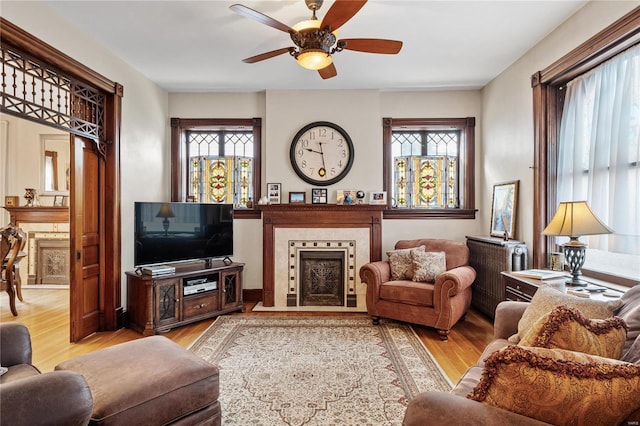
[260,204,384,310]
[299,251,344,306]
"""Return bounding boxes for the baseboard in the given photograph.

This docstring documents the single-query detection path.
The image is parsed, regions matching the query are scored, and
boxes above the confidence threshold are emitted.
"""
[243,289,262,303]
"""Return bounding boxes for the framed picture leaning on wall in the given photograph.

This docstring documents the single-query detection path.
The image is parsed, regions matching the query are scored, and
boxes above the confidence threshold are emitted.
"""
[490,180,519,239]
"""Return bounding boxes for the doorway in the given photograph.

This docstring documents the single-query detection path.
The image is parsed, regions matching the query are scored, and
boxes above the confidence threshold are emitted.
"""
[1,18,123,342]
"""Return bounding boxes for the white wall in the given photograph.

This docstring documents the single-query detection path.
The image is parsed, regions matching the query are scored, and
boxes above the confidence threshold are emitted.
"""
[2,1,170,305]
[481,1,639,259]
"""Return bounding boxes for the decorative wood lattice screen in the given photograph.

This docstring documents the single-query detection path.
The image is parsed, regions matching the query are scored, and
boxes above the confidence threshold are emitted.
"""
[0,44,104,143]
[466,236,528,319]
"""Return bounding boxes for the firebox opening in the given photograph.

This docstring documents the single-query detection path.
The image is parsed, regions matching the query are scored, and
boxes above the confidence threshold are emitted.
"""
[299,251,345,306]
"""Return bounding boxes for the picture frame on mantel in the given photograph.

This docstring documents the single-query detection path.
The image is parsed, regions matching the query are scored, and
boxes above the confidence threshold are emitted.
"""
[289,192,306,204]
[267,183,281,204]
[312,188,327,204]
[490,180,519,239]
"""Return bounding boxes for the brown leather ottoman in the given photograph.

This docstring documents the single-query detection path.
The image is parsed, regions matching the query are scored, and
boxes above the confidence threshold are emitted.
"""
[55,336,220,426]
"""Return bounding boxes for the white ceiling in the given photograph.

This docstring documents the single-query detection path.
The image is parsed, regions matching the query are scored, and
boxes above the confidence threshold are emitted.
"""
[40,0,588,92]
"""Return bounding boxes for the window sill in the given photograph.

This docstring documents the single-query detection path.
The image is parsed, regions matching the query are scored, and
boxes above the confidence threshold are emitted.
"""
[383,208,477,220]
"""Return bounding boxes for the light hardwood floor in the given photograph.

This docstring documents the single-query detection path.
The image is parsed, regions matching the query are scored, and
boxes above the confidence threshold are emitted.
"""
[0,287,494,383]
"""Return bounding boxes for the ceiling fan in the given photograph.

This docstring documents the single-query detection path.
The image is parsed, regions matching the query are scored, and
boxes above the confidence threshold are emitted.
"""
[229,0,403,79]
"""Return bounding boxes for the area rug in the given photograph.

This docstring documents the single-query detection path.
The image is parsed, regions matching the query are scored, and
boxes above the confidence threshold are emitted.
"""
[189,316,452,426]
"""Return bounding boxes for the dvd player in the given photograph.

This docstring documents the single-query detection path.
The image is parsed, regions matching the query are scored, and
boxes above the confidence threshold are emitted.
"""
[183,281,217,295]
[141,265,176,276]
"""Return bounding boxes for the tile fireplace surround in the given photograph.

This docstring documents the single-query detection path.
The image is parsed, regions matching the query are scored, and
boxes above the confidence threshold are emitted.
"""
[259,204,384,311]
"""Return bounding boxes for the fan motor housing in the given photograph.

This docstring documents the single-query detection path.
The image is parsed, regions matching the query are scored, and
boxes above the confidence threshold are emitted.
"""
[290,28,336,53]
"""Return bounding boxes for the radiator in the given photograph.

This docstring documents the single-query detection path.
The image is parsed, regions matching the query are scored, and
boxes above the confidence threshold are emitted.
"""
[466,236,528,319]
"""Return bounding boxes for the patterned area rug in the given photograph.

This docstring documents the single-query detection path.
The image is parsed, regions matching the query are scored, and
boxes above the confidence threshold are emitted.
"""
[189,316,452,426]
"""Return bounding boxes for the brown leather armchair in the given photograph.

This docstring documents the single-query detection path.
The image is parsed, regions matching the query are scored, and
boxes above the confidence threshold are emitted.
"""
[359,239,476,340]
[0,323,93,426]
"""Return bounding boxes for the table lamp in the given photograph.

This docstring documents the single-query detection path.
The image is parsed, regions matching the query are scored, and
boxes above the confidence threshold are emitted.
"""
[542,201,612,286]
[156,203,175,237]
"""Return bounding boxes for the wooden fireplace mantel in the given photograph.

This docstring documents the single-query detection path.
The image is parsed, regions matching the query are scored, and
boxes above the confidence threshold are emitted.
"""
[260,204,384,306]
[3,206,69,224]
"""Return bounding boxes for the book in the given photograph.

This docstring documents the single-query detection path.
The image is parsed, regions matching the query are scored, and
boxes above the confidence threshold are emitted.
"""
[510,269,566,280]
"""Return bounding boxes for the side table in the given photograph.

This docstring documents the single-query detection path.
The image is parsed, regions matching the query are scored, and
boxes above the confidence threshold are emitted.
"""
[501,271,625,302]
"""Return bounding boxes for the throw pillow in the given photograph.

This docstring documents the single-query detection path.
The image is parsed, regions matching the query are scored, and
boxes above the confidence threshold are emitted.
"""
[518,305,628,359]
[468,345,640,426]
[508,285,623,343]
[387,245,425,280]
[411,250,446,282]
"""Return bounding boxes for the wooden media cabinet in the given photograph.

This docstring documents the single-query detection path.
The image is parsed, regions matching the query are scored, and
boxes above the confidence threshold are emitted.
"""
[126,260,244,335]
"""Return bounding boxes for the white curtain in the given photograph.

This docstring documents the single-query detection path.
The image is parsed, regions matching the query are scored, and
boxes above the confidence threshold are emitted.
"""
[557,43,640,256]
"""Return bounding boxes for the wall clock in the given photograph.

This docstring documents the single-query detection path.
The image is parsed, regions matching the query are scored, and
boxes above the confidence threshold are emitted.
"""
[289,121,354,186]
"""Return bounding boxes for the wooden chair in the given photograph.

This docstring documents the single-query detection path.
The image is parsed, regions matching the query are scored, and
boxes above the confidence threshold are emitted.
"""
[1,225,25,316]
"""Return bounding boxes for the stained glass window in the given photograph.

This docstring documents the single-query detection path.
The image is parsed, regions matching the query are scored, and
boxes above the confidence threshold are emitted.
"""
[391,131,460,208]
[187,131,254,207]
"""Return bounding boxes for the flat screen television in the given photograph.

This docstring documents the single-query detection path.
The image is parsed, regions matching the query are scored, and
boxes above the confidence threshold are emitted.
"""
[134,202,233,267]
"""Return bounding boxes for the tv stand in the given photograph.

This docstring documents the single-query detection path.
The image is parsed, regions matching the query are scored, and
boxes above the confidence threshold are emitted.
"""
[126,260,244,335]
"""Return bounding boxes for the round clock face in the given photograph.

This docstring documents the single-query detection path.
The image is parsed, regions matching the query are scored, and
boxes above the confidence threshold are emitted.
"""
[289,121,354,186]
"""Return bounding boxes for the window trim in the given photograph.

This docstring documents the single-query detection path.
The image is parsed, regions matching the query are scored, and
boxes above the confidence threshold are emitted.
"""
[531,7,640,285]
[382,117,476,219]
[170,117,262,219]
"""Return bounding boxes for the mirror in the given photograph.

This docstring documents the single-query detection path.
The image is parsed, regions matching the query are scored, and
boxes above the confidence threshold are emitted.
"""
[41,134,70,195]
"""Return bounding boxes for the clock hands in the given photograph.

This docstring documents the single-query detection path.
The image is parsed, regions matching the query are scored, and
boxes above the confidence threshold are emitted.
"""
[317,142,326,177]
[303,144,327,177]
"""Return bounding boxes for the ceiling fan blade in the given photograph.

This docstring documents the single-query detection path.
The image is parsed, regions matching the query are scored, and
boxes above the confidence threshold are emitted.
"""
[242,47,293,64]
[229,4,293,33]
[338,38,403,54]
[320,0,367,31]
[318,63,337,79]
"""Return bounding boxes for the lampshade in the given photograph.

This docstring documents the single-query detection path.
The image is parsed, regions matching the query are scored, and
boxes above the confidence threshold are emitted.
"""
[292,19,321,32]
[296,49,333,70]
[542,201,612,238]
[156,203,175,219]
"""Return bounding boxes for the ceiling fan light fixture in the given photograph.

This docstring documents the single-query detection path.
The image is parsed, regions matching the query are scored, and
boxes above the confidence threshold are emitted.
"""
[292,19,338,38]
[296,49,333,70]
[292,19,320,32]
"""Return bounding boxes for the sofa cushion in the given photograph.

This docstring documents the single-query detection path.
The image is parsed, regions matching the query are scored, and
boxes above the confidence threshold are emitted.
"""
[0,364,40,385]
[379,280,434,306]
[387,245,425,280]
[616,285,640,363]
[450,366,483,398]
[411,250,446,282]
[508,285,623,343]
[518,305,627,359]
[467,345,640,426]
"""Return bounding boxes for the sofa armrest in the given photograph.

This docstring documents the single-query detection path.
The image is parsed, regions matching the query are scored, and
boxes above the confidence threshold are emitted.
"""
[0,371,93,426]
[493,301,529,340]
[359,261,391,295]
[403,391,550,426]
[434,265,476,296]
[0,323,32,366]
